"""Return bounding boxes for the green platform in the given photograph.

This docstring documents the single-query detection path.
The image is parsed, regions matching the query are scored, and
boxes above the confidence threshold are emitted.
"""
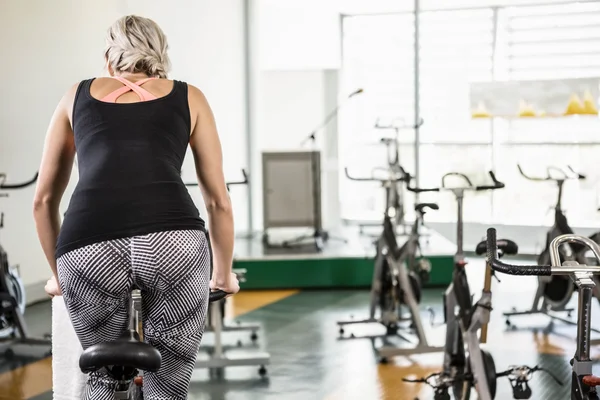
[233,226,455,289]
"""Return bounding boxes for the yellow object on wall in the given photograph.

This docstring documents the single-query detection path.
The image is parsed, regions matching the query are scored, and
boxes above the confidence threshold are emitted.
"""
[471,101,491,118]
[564,94,586,115]
[518,100,537,117]
[582,90,599,115]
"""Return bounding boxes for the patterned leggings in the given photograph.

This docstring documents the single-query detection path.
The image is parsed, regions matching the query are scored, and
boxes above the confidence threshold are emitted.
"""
[57,229,210,400]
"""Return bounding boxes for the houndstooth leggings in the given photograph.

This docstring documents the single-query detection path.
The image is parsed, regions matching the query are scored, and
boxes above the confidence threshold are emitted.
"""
[57,229,211,400]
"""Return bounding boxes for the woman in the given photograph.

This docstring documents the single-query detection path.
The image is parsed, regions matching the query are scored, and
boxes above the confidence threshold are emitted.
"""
[33,15,239,399]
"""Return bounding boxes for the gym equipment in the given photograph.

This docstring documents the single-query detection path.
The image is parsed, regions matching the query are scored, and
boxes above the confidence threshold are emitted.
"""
[402,171,512,399]
[344,166,431,283]
[486,227,600,400]
[0,172,52,358]
[373,117,423,231]
[194,268,270,377]
[504,164,588,329]
[337,168,441,358]
[79,288,229,400]
[186,170,263,347]
[348,118,423,235]
[497,365,563,399]
[406,234,557,399]
[407,364,561,400]
[261,152,347,251]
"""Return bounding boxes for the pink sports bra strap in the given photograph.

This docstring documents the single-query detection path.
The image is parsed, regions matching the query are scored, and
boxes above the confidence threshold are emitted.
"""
[100,77,159,103]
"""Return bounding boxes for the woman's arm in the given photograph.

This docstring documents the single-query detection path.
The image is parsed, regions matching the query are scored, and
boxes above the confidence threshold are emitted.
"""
[33,85,77,279]
[188,85,235,289]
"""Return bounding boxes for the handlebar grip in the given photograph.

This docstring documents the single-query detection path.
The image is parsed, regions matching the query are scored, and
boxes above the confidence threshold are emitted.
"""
[486,228,551,276]
[476,171,505,190]
[567,165,586,180]
[0,172,39,189]
[407,186,440,193]
[209,290,229,302]
[476,184,504,190]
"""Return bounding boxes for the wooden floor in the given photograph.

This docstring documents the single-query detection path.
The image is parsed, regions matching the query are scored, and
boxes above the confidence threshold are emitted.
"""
[1,258,598,399]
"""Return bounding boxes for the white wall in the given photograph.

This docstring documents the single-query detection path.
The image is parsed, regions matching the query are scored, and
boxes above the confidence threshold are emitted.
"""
[0,0,246,303]
[249,0,344,233]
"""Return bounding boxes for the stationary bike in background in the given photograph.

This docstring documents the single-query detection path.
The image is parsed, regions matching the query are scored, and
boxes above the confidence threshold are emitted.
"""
[0,172,52,358]
[337,168,441,359]
[402,170,510,399]
[405,239,557,400]
[504,164,589,329]
[186,170,271,376]
[373,117,424,231]
[404,175,560,400]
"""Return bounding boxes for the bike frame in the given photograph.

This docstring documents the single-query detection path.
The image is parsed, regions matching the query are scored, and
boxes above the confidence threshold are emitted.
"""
[371,212,425,324]
[487,230,600,400]
[374,118,423,228]
[443,184,497,400]
[407,170,504,399]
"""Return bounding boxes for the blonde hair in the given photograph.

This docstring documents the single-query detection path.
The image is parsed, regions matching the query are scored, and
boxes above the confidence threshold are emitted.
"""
[104,15,171,78]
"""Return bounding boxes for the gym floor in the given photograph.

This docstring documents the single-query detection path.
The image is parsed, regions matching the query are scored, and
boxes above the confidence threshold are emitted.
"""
[1,258,597,400]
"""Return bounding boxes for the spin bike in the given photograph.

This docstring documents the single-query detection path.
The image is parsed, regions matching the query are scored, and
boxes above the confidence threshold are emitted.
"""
[80,289,230,400]
[185,170,270,376]
[404,170,512,399]
[372,117,424,231]
[486,227,600,400]
[0,172,52,358]
[337,168,441,359]
[406,233,561,400]
[504,164,589,329]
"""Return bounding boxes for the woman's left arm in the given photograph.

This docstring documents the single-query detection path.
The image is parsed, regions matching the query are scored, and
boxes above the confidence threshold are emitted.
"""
[33,84,78,279]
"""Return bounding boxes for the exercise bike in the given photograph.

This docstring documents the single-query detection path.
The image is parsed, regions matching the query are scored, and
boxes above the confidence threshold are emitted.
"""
[372,117,424,232]
[486,227,600,400]
[79,288,230,400]
[403,170,513,399]
[406,231,561,400]
[337,169,441,359]
[0,172,52,358]
[504,164,589,329]
[185,171,270,376]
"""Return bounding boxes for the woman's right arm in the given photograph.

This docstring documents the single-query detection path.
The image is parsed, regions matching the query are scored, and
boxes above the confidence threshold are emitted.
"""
[188,85,237,292]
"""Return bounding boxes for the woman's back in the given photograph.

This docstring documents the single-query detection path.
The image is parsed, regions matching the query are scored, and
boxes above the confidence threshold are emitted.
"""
[56,77,204,258]
[33,15,239,399]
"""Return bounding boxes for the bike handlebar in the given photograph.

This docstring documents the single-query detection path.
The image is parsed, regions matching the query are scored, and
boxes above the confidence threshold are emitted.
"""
[374,117,424,130]
[344,167,408,183]
[185,169,248,189]
[406,170,504,193]
[209,290,230,302]
[0,172,39,190]
[517,164,586,182]
[486,227,600,277]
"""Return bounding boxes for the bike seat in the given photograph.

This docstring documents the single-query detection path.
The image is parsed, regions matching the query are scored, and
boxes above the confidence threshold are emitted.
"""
[476,238,518,256]
[415,203,439,214]
[79,330,161,374]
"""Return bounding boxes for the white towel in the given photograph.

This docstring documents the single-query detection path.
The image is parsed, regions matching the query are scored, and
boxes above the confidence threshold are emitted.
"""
[52,296,86,400]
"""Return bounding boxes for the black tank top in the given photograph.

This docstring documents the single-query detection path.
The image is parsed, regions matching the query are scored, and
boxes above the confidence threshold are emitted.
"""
[55,78,205,259]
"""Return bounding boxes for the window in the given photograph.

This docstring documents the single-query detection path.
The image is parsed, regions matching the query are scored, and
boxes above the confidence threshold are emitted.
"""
[494,1,600,227]
[341,0,600,227]
[339,14,416,221]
